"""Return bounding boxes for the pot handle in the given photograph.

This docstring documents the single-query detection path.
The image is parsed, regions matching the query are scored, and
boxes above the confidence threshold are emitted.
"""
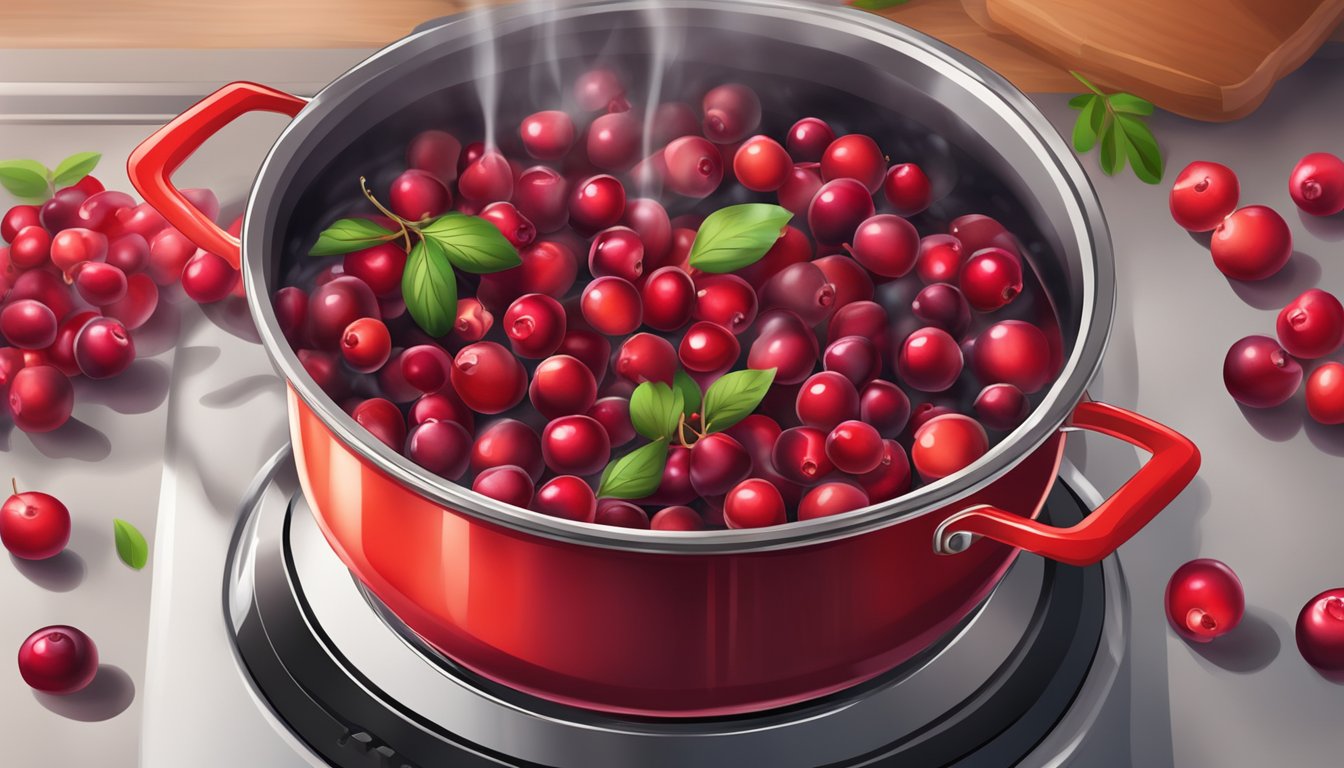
[933,401,1200,566]
[127,82,308,270]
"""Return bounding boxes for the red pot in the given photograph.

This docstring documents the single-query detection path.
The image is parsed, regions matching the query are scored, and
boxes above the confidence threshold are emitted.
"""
[127,1,1200,718]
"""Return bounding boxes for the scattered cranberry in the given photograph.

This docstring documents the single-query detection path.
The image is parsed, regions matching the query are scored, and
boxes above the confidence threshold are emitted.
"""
[40,188,89,233]
[798,482,869,520]
[1165,559,1244,643]
[808,178,875,244]
[849,214,918,278]
[651,505,705,531]
[73,262,128,307]
[1,482,71,560]
[520,110,576,160]
[1,299,58,349]
[1276,288,1344,359]
[7,366,72,433]
[532,475,597,523]
[451,342,528,414]
[664,136,724,198]
[472,465,534,509]
[911,414,988,481]
[973,321,1053,394]
[702,84,761,144]
[723,478,785,529]
[1210,205,1292,281]
[959,247,1023,312]
[104,273,159,331]
[1169,161,1239,232]
[772,427,833,485]
[915,234,964,284]
[530,354,597,419]
[1307,363,1344,425]
[17,625,98,695]
[146,228,195,285]
[1296,589,1344,676]
[1223,335,1302,408]
[471,419,543,480]
[1288,152,1344,217]
[883,163,932,216]
[821,134,886,192]
[74,318,135,379]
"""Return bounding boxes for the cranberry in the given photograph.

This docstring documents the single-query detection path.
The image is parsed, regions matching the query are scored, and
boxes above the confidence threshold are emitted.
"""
[651,102,700,146]
[912,414,988,481]
[1165,559,1244,643]
[471,419,543,479]
[542,415,610,476]
[351,398,406,451]
[46,311,95,377]
[181,250,238,304]
[39,188,88,232]
[409,388,474,431]
[615,333,677,385]
[458,151,514,203]
[0,348,22,390]
[808,178,874,244]
[594,499,650,529]
[761,262,836,327]
[701,84,761,144]
[641,267,696,331]
[679,321,740,373]
[50,227,107,278]
[451,342,527,414]
[473,465,535,509]
[772,427,834,484]
[479,202,536,249]
[778,163,824,217]
[143,228,195,286]
[558,329,611,382]
[575,68,625,112]
[588,226,644,282]
[974,321,1052,394]
[798,482,869,520]
[407,130,462,183]
[974,383,1028,430]
[479,240,579,309]
[914,404,958,442]
[733,136,792,192]
[948,214,1017,256]
[911,283,971,336]
[828,300,888,345]
[519,110,576,160]
[70,262,126,308]
[959,247,1023,312]
[445,298,489,344]
[651,505,705,531]
[1296,589,1344,675]
[847,214,918,278]
[688,275,755,335]
[688,432,753,497]
[883,163,933,216]
[503,293,566,359]
[395,346,444,393]
[529,354,597,419]
[821,134,885,192]
[748,309,819,385]
[9,226,52,269]
[825,419,884,475]
[76,190,134,233]
[899,327,963,392]
[642,445,695,505]
[458,142,485,175]
[532,475,597,522]
[823,336,880,387]
[388,169,450,222]
[786,117,835,162]
[1210,205,1292,281]
[513,167,569,233]
[1223,335,1302,408]
[795,372,860,431]
[270,289,308,346]
[1,300,58,349]
[1307,362,1344,424]
[569,174,625,231]
[813,254,874,307]
[663,136,724,198]
[405,420,471,479]
[1289,152,1344,216]
[857,440,912,502]
[916,234,964,284]
[73,318,135,379]
[723,478,785,528]
[9,270,72,321]
[300,350,348,399]
[588,396,635,447]
[1276,288,1344,359]
[854,381,908,438]
[335,317,388,373]
[1,204,41,242]
[587,111,642,171]
[7,366,73,433]
[100,272,156,332]
[1,482,70,560]
[622,199,672,267]
[581,276,642,335]
[17,625,98,695]
[739,226,813,285]
[115,203,168,240]
[308,276,379,349]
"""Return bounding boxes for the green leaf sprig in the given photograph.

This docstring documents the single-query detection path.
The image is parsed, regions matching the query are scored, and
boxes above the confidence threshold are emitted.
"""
[1068,72,1163,184]
[687,203,792,274]
[0,152,101,202]
[308,177,521,337]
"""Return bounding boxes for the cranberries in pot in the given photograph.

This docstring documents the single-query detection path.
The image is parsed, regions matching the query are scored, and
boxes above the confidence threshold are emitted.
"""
[615,333,677,385]
[911,414,988,481]
[959,247,1023,312]
[860,380,911,438]
[761,262,836,327]
[588,226,644,281]
[1288,152,1344,217]
[772,427,833,485]
[559,329,611,382]
[1210,205,1292,281]
[472,465,535,509]
[17,625,99,695]
[694,274,759,335]
[664,136,724,198]
[916,234,964,284]
[899,327,963,392]
[777,163,823,218]
[471,419,543,480]
[1223,335,1302,408]
[689,433,753,497]
[450,298,493,343]
[529,354,597,419]
[513,167,569,233]
[723,478,785,529]
[581,276,642,336]
[594,500,650,529]
[575,68,625,112]
[520,110,576,160]
[458,151,514,203]
[858,440,912,503]
[701,84,761,144]
[1168,161,1239,232]
[748,309,819,385]
[823,336,880,387]
[1276,288,1344,359]
[808,178,875,245]
[588,396,635,447]
[1307,362,1344,425]
[825,420,884,475]
[504,293,566,358]
[642,445,696,505]
[569,174,626,232]
[272,287,308,346]
[1296,589,1344,676]
[679,321,740,373]
[622,198,672,266]
[828,301,888,347]
[587,111,642,171]
[451,342,528,414]
[480,202,536,249]
[74,318,135,379]
[739,225,813,285]
[409,390,473,431]
[651,505,705,531]
[542,415,611,476]
[974,383,1028,430]
[849,214,918,277]
[351,398,406,451]
[1165,559,1244,643]
[532,476,597,523]
[6,365,71,433]
[813,254,874,308]
[405,420,472,479]
[974,320,1053,394]
[308,276,379,349]
[1,482,70,560]
[733,136,792,192]
[798,482,869,520]
[821,134,886,193]
[389,169,450,221]
[796,371,860,431]
[883,163,933,216]
[641,267,696,331]
[786,117,835,162]
[911,283,971,336]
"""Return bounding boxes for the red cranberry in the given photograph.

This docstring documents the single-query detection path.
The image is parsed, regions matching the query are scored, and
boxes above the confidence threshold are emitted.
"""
[772,426,834,484]
[1211,205,1292,281]
[588,396,635,447]
[733,136,792,192]
[479,202,536,249]
[39,188,88,233]
[689,432,752,497]
[471,419,543,479]
[588,226,644,281]
[798,482,869,520]
[389,169,450,222]
[848,214,918,278]
[1223,335,1302,408]
[948,214,1017,256]
[448,297,491,343]
[690,274,757,335]
[911,283,971,336]
[821,134,886,192]
[663,136,724,198]
[542,415,610,476]
[823,336,880,387]
[762,262,836,327]
[529,354,597,419]
[575,68,625,112]
[593,499,650,529]
[9,226,52,269]
[739,226,813,285]
[1307,362,1344,424]
[723,478,785,528]
[503,293,566,359]
[181,250,238,304]
[916,234,964,284]
[641,267,695,331]
[472,465,535,508]
[828,300,888,345]
[859,380,910,438]
[664,227,697,271]
[0,347,24,390]
[407,130,462,183]
[451,341,527,414]
[531,475,596,522]
[1165,559,1244,643]
[959,247,1023,312]
[114,203,168,240]
[74,318,135,379]
[458,151,514,203]
[778,163,824,217]
[1289,152,1344,216]
[1,483,70,560]
[409,388,474,431]
[569,174,625,231]
[50,227,107,278]
[813,254,874,308]
[974,383,1028,430]
[397,346,446,393]
[651,505,705,531]
[479,240,579,309]
[103,233,149,275]
[587,111,642,171]
[701,84,761,144]
[615,333,677,386]
[337,317,390,373]
[808,178,874,244]
[271,287,308,345]
[300,350,348,399]
[796,371,860,431]
[71,263,126,308]
[1276,288,1344,359]
[786,117,835,162]
[458,142,485,175]
[748,309,819,385]
[825,420,884,475]
[913,404,958,441]
[581,276,642,335]
[1,300,58,349]
[558,329,611,382]
[639,445,695,505]
[857,439,912,502]
[899,327,963,392]
[974,320,1052,394]
[8,270,72,321]
[650,102,700,145]
[405,420,471,479]
[622,198,672,267]
[1,204,41,242]
[513,167,569,233]
[912,414,988,481]
[1167,161,1239,232]
[308,276,379,349]
[1296,589,1344,675]
[46,311,96,378]
[144,228,196,286]
[883,163,932,216]
[17,625,98,695]
[352,398,406,451]
[7,365,73,433]
[679,321,740,373]
[520,110,576,160]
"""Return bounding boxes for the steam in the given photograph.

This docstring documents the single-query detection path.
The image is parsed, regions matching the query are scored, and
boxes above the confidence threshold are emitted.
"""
[465,1,502,149]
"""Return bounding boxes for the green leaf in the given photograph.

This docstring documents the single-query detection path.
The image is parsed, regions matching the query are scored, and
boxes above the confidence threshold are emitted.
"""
[1067,94,1093,109]
[597,439,670,499]
[1108,93,1154,116]
[419,213,521,274]
[673,370,701,419]
[849,0,908,9]
[1099,120,1126,176]
[1071,95,1101,153]
[309,218,400,257]
[402,237,459,336]
[687,204,793,274]
[113,518,149,570]
[702,368,776,433]
[1116,114,1163,184]
[629,381,684,441]
[0,159,51,199]
[51,151,101,187]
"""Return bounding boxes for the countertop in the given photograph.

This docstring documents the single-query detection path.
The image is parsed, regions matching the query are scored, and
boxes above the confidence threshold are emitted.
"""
[3,38,1344,768]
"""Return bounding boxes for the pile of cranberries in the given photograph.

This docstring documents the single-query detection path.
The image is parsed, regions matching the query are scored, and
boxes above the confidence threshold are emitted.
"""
[278,68,1064,531]
[0,172,241,433]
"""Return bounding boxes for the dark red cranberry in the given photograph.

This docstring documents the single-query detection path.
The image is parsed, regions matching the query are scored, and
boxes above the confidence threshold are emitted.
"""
[18,625,98,695]
[587,111,642,171]
[679,321,740,373]
[0,348,24,391]
[772,426,833,485]
[1,300,57,349]
[615,333,677,385]
[397,345,446,393]
[641,445,696,505]
[588,226,644,281]
[503,293,566,359]
[1223,335,1302,408]
[558,329,611,382]
[532,475,597,522]
[786,117,835,162]
[663,136,724,198]
[823,336,880,387]
[825,420,884,475]
[272,287,308,345]
[1,204,41,242]
[352,398,406,451]
[899,327,963,392]
[733,136,792,192]
[588,396,635,447]
[848,214,918,278]
[1307,363,1344,425]
[472,465,535,508]
[74,318,135,379]
[409,389,474,432]
[723,478,785,528]
[812,254,874,308]
[405,420,471,479]
[308,276,379,349]
[796,371,860,431]
[457,141,485,175]
[298,349,348,399]
[761,262,835,327]
[47,311,96,377]
[520,110,576,160]
[7,365,73,433]
[857,440,912,502]
[916,234,965,284]
[797,482,868,520]
[143,228,193,285]
[542,415,611,476]
[1276,288,1344,359]
[641,267,696,331]
[1296,589,1344,675]
[581,276,642,335]
[407,130,462,184]
[911,283,971,335]
[181,250,238,304]
[650,505,705,531]
[948,214,1017,256]
[1,483,70,560]
[593,499,650,529]
[471,419,543,479]
[860,380,911,438]
[974,321,1052,394]
[821,134,886,192]
[748,309,819,385]
[974,383,1028,430]
[513,166,569,233]
[568,174,626,232]
[39,188,88,233]
[912,414,988,480]
[883,163,932,216]
[75,190,134,233]
[9,226,52,269]
[529,354,597,419]
[701,84,761,144]
[479,202,536,249]
[115,203,168,240]
[1289,152,1344,216]
[1211,205,1292,281]
[1169,161,1239,231]
[828,300,888,346]
[778,163,824,217]
[389,169,450,221]
[575,68,625,112]
[621,198,672,267]
[739,225,813,285]
[1165,559,1245,643]
[694,274,758,334]
[451,341,528,414]
[479,240,579,309]
[808,178,874,244]
[8,270,72,321]
[689,433,752,497]
[959,247,1023,312]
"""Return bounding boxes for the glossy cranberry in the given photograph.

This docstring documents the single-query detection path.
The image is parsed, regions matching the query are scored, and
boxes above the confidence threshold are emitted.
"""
[823,336,880,387]
[732,136,792,192]
[513,167,569,233]
[457,141,485,175]
[472,465,535,509]
[772,426,834,485]
[821,134,886,192]
[528,354,597,419]
[824,419,884,474]
[621,199,672,268]
[50,227,107,278]
[351,398,406,451]
[73,318,134,379]
[910,283,971,336]
[912,414,988,481]
[181,250,238,304]
[778,163,824,218]
[677,321,739,374]
[761,262,836,327]
[739,226,813,285]
[503,293,565,359]
[1,484,70,560]
[18,625,98,695]
[685,432,751,497]
[639,267,695,332]
[299,350,347,399]
[569,174,626,232]
[558,329,611,382]
[575,68,625,112]
[663,136,724,199]
[701,84,761,144]
[912,400,959,434]
[959,247,1023,312]
[1289,152,1344,216]
[587,396,635,447]
[519,110,576,160]
[786,117,835,162]
[143,228,194,285]
[638,444,695,505]
[813,254,873,308]
[592,499,650,529]
[847,214,918,278]
[1276,288,1344,359]
[1165,559,1244,643]
[1307,363,1344,424]
[882,163,932,216]
[1223,335,1302,408]
[404,420,471,479]
[9,226,52,269]
[115,203,168,240]
[39,188,88,233]
[651,505,705,531]
[267,288,306,347]
[1167,161,1239,231]
[798,482,869,520]
[410,388,473,432]
[808,178,874,245]
[541,415,611,476]
[748,309,819,385]
[470,419,542,479]
[388,169,450,222]
[722,478,785,528]
[826,299,887,344]
[974,383,1028,431]
[795,371,860,431]
[898,327,963,392]
[858,440,912,502]
[581,276,642,336]
[443,300,488,345]
[407,130,462,183]
[479,201,536,250]
[586,226,643,282]
[7,366,72,433]
[1296,589,1344,675]
[335,317,388,373]
[70,262,127,308]
[974,321,1052,394]
[587,111,642,171]
[684,276,753,337]
[451,342,527,414]
[1,300,57,349]
[850,382,907,441]
[613,333,675,386]
[7,271,71,322]
[915,234,964,284]
[664,227,697,271]
[458,151,514,203]
[1211,205,1292,281]
[395,345,445,393]
[479,240,579,309]
[73,190,133,234]
[1,204,41,242]
[45,311,94,378]
[308,276,379,349]
[948,214,1017,256]
[532,475,597,522]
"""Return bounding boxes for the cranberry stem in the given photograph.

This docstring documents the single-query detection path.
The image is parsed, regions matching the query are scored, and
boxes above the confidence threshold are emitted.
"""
[676,412,706,447]
[10,477,17,496]
[358,176,415,253]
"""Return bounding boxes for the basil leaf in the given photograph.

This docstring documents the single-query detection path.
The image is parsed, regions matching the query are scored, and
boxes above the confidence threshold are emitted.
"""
[113,518,149,570]
[597,439,669,499]
[849,0,908,9]
[1108,93,1155,116]
[0,159,51,199]
[1072,95,1101,153]
[420,213,522,274]
[673,370,701,419]
[51,151,101,187]
[688,204,793,274]
[402,237,459,337]
[309,218,399,257]
[1116,114,1163,184]
[702,368,775,433]
[1067,94,1093,109]
[629,381,684,441]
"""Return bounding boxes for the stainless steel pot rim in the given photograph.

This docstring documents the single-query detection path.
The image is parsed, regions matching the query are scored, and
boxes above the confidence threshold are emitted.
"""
[242,0,1114,554]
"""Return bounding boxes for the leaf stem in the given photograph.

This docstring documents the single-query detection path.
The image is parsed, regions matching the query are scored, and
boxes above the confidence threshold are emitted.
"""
[359,176,415,253]
[1069,70,1106,97]
[11,478,17,496]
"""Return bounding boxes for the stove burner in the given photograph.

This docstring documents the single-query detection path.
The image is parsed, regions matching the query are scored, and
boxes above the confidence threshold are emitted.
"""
[225,448,1126,767]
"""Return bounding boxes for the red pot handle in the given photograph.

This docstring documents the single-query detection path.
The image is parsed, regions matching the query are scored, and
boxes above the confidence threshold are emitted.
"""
[127,82,308,270]
[933,401,1200,566]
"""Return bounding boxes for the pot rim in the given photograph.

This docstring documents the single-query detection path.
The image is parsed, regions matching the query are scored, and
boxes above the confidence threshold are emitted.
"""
[242,0,1115,555]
